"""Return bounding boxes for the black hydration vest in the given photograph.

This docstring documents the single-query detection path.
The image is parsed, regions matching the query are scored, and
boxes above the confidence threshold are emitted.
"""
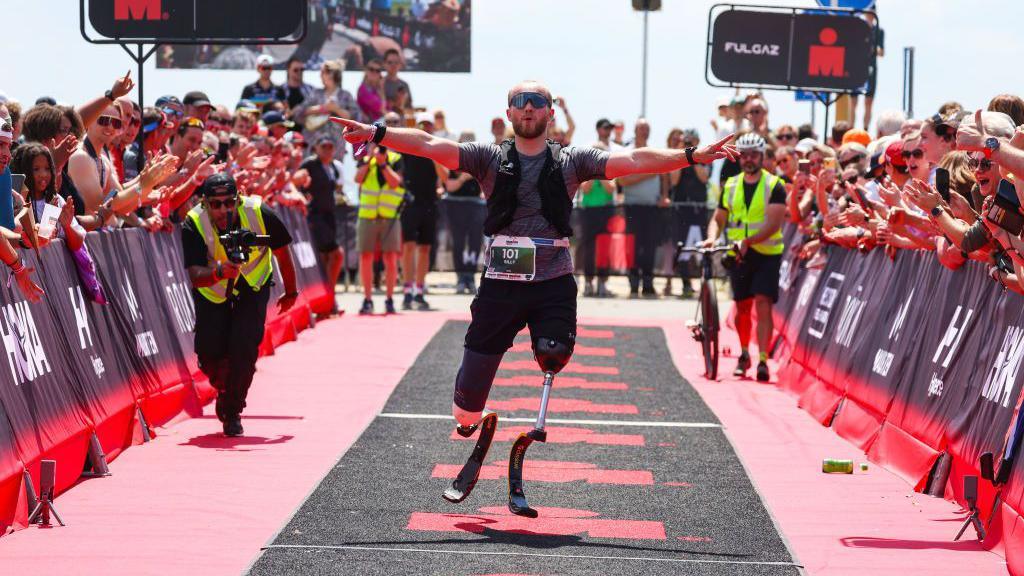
[483,139,573,238]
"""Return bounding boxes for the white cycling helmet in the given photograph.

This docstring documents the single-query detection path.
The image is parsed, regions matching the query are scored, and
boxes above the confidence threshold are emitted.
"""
[735,132,767,153]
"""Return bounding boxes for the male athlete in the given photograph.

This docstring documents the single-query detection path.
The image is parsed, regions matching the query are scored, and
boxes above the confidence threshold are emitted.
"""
[332,80,735,489]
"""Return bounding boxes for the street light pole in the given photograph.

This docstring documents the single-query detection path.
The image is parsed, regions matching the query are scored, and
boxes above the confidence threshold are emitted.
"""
[641,9,648,117]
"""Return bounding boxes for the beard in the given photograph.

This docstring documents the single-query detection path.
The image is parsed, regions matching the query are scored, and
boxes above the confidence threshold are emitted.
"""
[511,114,549,139]
[741,161,761,174]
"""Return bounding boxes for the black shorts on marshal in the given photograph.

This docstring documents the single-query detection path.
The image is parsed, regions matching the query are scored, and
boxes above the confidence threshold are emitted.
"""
[728,250,782,303]
[400,202,437,245]
[465,273,577,355]
[307,210,338,253]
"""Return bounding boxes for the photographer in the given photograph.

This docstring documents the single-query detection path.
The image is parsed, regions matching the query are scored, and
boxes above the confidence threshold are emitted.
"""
[182,173,298,437]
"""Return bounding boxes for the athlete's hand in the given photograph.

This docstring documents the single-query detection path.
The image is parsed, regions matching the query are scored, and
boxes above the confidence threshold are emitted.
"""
[330,116,375,144]
[692,133,739,164]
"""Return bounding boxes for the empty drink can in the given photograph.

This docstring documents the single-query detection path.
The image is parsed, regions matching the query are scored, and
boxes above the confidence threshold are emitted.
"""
[822,459,854,474]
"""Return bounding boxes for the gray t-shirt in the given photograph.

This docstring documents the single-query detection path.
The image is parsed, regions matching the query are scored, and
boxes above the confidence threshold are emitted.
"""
[458,142,609,281]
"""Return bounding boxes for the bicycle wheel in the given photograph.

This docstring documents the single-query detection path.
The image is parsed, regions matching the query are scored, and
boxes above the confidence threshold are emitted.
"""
[701,280,720,379]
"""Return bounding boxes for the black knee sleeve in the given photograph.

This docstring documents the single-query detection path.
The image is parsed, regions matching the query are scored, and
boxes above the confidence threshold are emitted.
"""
[532,337,574,374]
[454,348,503,412]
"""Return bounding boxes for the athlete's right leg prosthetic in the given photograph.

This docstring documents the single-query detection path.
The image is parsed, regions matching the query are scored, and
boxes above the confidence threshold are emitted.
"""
[508,337,573,518]
[443,349,502,504]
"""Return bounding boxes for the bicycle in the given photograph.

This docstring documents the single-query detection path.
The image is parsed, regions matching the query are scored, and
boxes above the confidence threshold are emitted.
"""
[676,243,735,380]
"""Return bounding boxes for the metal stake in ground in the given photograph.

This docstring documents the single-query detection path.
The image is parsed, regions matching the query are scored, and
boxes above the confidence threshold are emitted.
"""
[507,338,571,518]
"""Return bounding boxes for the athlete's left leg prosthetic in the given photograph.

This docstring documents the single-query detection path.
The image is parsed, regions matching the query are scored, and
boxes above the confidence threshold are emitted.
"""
[507,337,573,518]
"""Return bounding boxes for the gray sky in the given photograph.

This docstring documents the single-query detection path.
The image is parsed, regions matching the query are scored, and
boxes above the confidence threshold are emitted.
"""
[6,0,1023,148]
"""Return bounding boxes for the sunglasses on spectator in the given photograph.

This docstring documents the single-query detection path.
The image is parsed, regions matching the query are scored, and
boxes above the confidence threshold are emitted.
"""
[162,107,183,118]
[206,197,238,210]
[97,116,123,130]
[901,149,925,160]
[367,67,382,73]
[845,175,859,185]
[258,65,273,71]
[840,155,863,168]
[291,66,305,73]
[130,116,141,126]
[182,117,206,130]
[968,156,993,171]
[776,133,796,141]
[930,114,955,138]
[508,92,551,110]
[748,108,766,115]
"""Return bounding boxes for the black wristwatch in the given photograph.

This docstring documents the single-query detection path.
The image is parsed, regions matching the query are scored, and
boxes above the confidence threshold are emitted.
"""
[984,137,1001,159]
[931,206,943,217]
[372,120,387,144]
[685,146,697,165]
[104,89,116,102]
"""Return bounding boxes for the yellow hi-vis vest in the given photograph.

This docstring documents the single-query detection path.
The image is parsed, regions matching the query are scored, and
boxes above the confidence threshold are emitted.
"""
[358,151,405,220]
[187,195,274,304]
[722,169,785,256]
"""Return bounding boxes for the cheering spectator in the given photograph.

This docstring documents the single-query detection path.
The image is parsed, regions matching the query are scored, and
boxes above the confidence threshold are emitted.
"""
[383,49,413,111]
[240,55,286,109]
[262,111,294,140]
[183,91,213,123]
[283,57,314,113]
[155,95,185,133]
[0,119,43,302]
[988,94,1024,126]
[300,135,345,316]
[400,113,447,310]
[745,98,771,137]
[357,59,387,122]
[490,117,506,145]
[293,60,359,160]
[668,128,709,298]
[10,143,84,252]
[354,141,404,315]
[546,97,575,146]
[612,120,626,147]
[616,119,666,298]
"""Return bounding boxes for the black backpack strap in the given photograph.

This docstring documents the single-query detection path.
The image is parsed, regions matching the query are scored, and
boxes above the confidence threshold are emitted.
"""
[498,138,516,175]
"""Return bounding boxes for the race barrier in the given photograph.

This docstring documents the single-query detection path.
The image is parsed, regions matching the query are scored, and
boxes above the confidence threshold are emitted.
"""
[333,200,710,279]
[772,230,1024,572]
[0,206,331,535]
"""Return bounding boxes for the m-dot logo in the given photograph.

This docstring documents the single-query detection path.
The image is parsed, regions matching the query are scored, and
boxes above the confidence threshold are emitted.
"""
[114,0,169,21]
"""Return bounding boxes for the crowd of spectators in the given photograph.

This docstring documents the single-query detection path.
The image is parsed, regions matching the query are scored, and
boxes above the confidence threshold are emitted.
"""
[6,45,1024,312]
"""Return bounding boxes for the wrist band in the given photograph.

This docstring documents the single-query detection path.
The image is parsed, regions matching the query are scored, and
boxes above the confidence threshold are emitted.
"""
[685,146,696,165]
[213,262,222,281]
[9,259,24,274]
[372,120,387,144]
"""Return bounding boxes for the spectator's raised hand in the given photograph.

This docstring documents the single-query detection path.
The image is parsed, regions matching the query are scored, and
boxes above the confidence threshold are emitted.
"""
[109,70,135,99]
[57,198,75,230]
[839,204,867,227]
[233,142,258,169]
[45,135,79,171]
[905,178,946,212]
[955,109,988,153]
[291,168,311,189]
[181,149,205,174]
[250,156,272,170]
[194,156,221,181]
[949,192,977,222]
[140,154,179,190]
[878,181,903,207]
[693,133,739,163]
[144,185,170,206]
[12,264,44,303]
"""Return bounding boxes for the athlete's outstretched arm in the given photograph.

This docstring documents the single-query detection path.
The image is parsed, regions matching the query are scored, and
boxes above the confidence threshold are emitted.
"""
[605,133,738,179]
[331,117,461,171]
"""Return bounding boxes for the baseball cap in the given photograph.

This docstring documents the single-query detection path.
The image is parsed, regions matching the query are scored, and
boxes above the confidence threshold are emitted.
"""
[885,140,907,167]
[261,110,294,128]
[198,173,237,197]
[842,128,871,147]
[868,151,885,176]
[0,118,13,142]
[415,111,435,126]
[155,95,182,108]
[491,117,505,127]
[183,91,212,108]
[235,99,259,113]
[35,96,57,106]
[314,133,336,147]
[595,118,614,130]
[256,54,274,69]
[794,137,817,155]
[283,131,307,147]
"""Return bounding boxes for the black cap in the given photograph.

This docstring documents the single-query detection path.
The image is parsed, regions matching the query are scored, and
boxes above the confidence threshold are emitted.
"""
[35,96,57,106]
[183,91,212,108]
[596,118,613,130]
[198,173,237,197]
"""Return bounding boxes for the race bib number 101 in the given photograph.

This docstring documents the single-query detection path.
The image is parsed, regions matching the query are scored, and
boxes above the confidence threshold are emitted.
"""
[485,236,537,281]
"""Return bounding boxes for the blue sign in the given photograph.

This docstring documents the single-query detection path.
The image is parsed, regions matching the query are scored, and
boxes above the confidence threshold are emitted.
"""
[814,0,875,9]
[795,90,818,102]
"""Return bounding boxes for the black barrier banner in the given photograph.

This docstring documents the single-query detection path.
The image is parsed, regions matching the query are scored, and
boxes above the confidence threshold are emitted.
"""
[773,243,1024,503]
[707,6,875,92]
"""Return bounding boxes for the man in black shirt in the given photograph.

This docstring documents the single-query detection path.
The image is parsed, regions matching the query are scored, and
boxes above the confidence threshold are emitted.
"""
[400,113,447,310]
[283,57,315,114]
[299,135,345,313]
[182,173,298,436]
[240,55,286,109]
[700,133,786,382]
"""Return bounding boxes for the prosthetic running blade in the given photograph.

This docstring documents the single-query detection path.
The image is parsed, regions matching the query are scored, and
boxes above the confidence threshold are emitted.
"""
[443,412,498,503]
[507,427,546,518]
